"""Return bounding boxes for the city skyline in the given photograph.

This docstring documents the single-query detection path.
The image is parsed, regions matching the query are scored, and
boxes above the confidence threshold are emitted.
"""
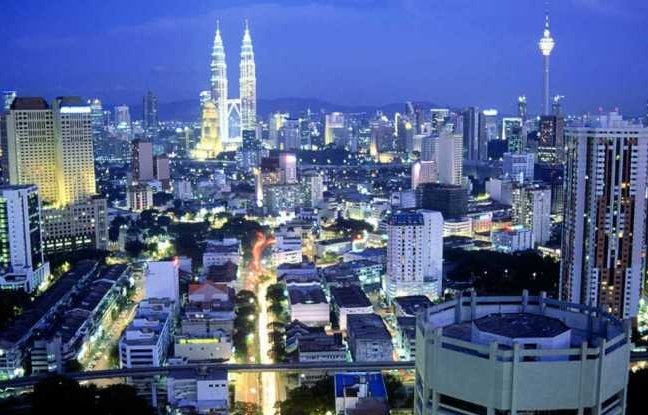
[1,0,647,115]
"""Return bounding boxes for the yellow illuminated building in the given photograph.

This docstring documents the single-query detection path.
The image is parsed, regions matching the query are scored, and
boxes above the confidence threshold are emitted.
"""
[194,100,222,159]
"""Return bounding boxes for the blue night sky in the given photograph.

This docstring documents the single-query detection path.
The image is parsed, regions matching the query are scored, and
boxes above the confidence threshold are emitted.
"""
[1,0,647,115]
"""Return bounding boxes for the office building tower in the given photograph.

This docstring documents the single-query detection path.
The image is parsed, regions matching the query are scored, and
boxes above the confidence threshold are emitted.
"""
[517,95,527,121]
[88,98,103,141]
[538,115,564,163]
[211,22,229,146]
[301,171,324,208]
[279,152,297,184]
[325,112,348,148]
[0,185,49,292]
[512,184,551,246]
[561,113,648,319]
[131,139,154,183]
[416,183,467,220]
[430,108,449,135]
[538,9,556,115]
[370,116,393,156]
[462,107,481,161]
[52,97,96,205]
[197,100,222,158]
[502,152,535,183]
[281,118,301,151]
[268,112,287,149]
[239,20,256,132]
[2,91,16,112]
[7,97,96,205]
[502,117,524,154]
[411,161,437,190]
[386,210,443,300]
[552,95,564,117]
[114,105,131,126]
[142,90,159,133]
[437,132,463,186]
[154,154,171,190]
[415,292,631,415]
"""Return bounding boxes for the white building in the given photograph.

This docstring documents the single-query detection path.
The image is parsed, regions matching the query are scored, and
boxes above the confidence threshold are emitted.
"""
[288,284,330,327]
[561,113,648,319]
[0,185,50,292]
[167,368,228,414]
[331,285,374,331]
[127,184,153,212]
[386,210,443,300]
[512,184,551,246]
[174,329,232,362]
[119,298,174,368]
[437,132,463,186]
[503,152,535,183]
[203,238,241,268]
[274,230,303,266]
[174,180,193,201]
[346,313,393,362]
[145,260,180,302]
[415,291,631,415]
[485,178,513,205]
[443,217,473,238]
[491,226,533,253]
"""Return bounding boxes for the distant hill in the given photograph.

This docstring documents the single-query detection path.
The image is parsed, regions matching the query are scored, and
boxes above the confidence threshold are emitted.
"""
[123,97,440,122]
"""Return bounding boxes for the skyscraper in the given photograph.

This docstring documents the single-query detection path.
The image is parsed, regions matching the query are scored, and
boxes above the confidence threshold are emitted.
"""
[198,100,222,158]
[512,184,551,246]
[142,90,159,133]
[560,113,648,319]
[437,132,463,186]
[211,21,229,145]
[239,20,256,132]
[131,139,154,183]
[462,107,480,161]
[537,115,564,163]
[517,95,527,121]
[502,117,524,153]
[6,96,106,253]
[538,9,556,115]
[7,97,96,205]
[325,112,348,147]
[386,210,443,300]
[0,185,49,292]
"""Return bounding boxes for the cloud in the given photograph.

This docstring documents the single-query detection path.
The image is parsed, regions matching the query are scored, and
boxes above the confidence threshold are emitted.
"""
[571,0,648,19]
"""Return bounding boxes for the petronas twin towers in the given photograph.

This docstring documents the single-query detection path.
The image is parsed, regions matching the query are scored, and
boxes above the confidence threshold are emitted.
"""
[201,20,257,156]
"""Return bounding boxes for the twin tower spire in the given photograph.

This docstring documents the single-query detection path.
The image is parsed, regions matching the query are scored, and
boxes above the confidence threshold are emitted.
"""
[210,20,257,145]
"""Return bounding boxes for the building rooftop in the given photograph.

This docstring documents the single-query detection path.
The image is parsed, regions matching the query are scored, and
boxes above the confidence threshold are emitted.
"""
[393,295,433,317]
[473,313,569,339]
[10,97,49,110]
[388,211,423,226]
[288,284,328,305]
[335,372,387,399]
[347,314,390,340]
[331,285,371,309]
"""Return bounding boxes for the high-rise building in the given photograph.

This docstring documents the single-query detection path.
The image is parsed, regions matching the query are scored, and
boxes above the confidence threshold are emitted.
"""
[437,132,463,186]
[0,185,49,292]
[7,97,96,205]
[517,95,527,121]
[386,210,443,300]
[415,292,631,415]
[197,100,222,158]
[239,20,256,132]
[52,97,96,205]
[131,139,154,183]
[211,22,229,146]
[502,117,524,154]
[114,105,131,127]
[538,115,564,163]
[154,154,171,190]
[502,152,535,183]
[325,112,348,148]
[560,113,648,319]
[552,95,564,117]
[512,184,551,246]
[2,91,16,112]
[462,107,481,161]
[142,90,159,133]
[538,9,556,115]
[6,96,106,253]
[416,183,467,220]
[281,118,301,151]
